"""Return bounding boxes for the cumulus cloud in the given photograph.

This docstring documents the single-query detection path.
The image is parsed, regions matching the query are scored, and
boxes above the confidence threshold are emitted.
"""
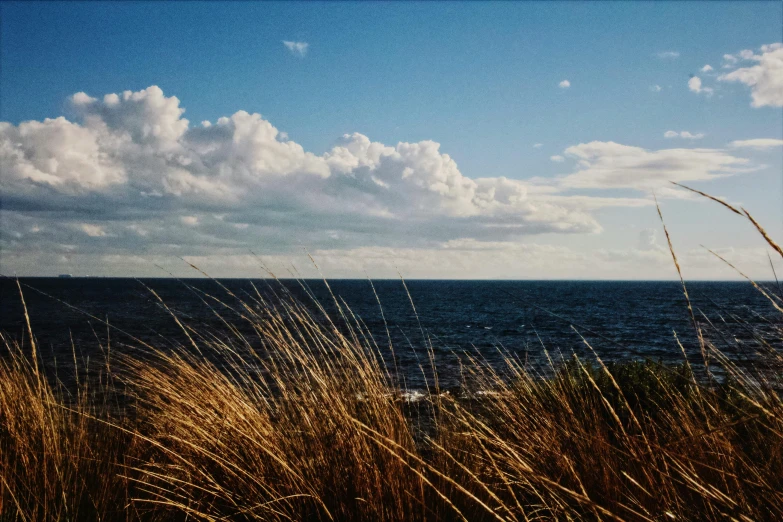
[0,117,126,196]
[729,138,783,149]
[558,141,752,190]
[3,85,644,272]
[650,85,662,92]
[664,130,704,140]
[558,80,570,89]
[533,143,543,149]
[656,51,680,59]
[283,40,309,57]
[1,85,766,278]
[688,76,714,96]
[550,155,565,162]
[718,43,783,107]
[701,64,713,73]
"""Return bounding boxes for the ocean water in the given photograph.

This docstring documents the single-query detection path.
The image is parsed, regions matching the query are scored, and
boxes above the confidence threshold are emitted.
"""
[1,278,781,388]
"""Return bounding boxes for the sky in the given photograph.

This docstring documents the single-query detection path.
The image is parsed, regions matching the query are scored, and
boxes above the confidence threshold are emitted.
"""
[1,1,782,279]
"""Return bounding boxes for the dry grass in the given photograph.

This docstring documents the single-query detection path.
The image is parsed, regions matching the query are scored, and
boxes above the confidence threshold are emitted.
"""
[0,334,147,521]
[2,197,783,521]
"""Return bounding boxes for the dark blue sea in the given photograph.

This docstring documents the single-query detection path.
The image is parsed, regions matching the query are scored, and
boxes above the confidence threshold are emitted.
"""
[1,278,781,388]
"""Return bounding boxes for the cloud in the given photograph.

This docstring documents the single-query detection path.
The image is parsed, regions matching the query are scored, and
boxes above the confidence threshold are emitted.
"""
[664,130,705,140]
[701,64,713,73]
[79,224,108,237]
[729,138,783,150]
[650,85,662,92]
[688,76,714,96]
[718,43,783,107]
[3,85,639,274]
[558,80,570,89]
[282,40,309,57]
[7,237,777,280]
[558,141,752,190]
[533,143,543,149]
[0,117,126,195]
[637,229,665,253]
[550,155,565,162]
[656,51,680,59]
[1,85,767,278]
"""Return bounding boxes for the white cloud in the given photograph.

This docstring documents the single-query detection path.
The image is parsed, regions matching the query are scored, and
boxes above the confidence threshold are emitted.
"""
[533,143,543,149]
[701,64,713,73]
[2,85,629,267]
[72,85,190,149]
[729,138,783,149]
[688,76,714,96]
[0,117,126,195]
[79,224,108,237]
[558,80,570,89]
[550,155,565,162]
[20,240,772,280]
[656,51,680,59]
[650,85,662,92]
[762,43,783,52]
[1,85,768,279]
[718,43,783,107]
[127,224,148,236]
[282,41,309,57]
[664,130,705,140]
[558,141,752,190]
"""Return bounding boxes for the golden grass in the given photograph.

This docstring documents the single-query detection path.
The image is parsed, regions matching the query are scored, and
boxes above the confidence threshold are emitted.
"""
[2,197,783,521]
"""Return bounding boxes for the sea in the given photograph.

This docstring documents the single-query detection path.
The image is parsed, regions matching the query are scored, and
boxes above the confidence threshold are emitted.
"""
[1,278,781,389]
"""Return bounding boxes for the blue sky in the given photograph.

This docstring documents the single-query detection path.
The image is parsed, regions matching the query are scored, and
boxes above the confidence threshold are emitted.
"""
[1,1,782,279]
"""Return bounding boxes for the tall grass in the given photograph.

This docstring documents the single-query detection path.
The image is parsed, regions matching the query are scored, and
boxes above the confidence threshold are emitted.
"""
[2,194,782,521]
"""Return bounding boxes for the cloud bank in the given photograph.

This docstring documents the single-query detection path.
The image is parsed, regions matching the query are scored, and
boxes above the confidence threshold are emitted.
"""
[0,86,762,277]
[0,86,608,269]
